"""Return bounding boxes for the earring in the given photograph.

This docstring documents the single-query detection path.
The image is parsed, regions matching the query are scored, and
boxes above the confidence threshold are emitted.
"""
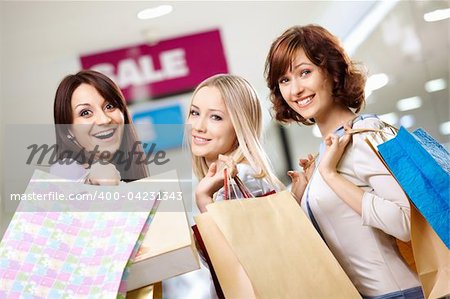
[67,134,83,148]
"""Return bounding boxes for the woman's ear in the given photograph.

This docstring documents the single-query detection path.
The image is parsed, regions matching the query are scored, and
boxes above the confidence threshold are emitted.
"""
[67,129,75,141]
[66,129,82,148]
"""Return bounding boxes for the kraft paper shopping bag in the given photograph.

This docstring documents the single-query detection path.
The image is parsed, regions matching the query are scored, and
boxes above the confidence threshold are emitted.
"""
[202,190,361,298]
[410,205,450,299]
[195,212,257,299]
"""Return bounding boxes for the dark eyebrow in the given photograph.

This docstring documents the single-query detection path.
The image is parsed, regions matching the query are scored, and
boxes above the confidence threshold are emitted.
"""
[291,62,313,71]
[74,103,90,109]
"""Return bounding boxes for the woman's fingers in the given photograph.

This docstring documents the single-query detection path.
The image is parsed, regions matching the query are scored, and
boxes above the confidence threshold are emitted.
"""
[206,162,217,177]
[325,133,351,151]
[305,160,315,178]
[299,158,309,167]
[287,170,300,182]
[218,154,237,177]
[87,163,121,185]
[299,153,317,172]
[339,132,352,147]
[324,134,338,147]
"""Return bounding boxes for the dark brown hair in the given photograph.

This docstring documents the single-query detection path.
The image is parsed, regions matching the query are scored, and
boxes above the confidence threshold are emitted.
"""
[53,70,149,181]
[265,24,366,125]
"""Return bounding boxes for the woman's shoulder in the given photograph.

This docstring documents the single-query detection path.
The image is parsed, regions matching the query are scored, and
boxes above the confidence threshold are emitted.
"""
[236,163,273,191]
[236,163,257,177]
[352,114,385,130]
[236,163,268,183]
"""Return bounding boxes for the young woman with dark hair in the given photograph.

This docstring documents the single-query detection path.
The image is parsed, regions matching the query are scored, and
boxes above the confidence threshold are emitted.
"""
[51,70,149,184]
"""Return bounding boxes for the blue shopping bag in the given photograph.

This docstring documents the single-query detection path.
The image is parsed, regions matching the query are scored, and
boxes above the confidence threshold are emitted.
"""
[378,127,450,249]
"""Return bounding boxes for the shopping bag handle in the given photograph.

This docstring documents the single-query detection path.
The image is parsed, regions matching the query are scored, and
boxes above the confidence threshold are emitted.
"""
[345,120,398,138]
[223,168,254,200]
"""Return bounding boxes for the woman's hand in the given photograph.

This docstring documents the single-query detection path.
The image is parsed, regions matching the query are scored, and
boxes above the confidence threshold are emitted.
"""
[319,126,352,180]
[86,162,121,185]
[316,123,365,215]
[195,155,237,213]
[288,154,316,203]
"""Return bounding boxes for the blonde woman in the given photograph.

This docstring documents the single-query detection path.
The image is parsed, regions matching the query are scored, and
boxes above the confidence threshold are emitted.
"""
[186,74,284,212]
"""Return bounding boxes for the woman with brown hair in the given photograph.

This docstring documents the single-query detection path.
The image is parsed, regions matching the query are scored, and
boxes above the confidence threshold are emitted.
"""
[51,70,149,184]
[265,25,422,298]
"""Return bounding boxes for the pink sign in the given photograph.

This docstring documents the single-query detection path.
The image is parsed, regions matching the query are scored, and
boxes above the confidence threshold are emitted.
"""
[80,29,228,102]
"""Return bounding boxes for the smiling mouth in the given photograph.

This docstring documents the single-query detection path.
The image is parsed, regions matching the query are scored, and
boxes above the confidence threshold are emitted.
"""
[93,129,116,140]
[193,136,211,143]
[296,95,314,107]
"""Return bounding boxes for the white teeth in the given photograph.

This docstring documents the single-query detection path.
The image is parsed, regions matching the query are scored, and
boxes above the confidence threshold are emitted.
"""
[194,136,209,142]
[94,129,114,137]
[296,96,313,106]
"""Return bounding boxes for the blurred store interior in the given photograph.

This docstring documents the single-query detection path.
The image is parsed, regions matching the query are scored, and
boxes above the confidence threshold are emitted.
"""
[0,1,449,297]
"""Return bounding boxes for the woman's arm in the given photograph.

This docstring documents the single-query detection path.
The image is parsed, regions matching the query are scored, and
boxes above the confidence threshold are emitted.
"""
[319,132,364,214]
[319,122,411,241]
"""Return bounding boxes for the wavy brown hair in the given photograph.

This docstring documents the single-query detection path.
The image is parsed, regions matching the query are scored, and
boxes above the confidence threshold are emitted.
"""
[265,24,366,125]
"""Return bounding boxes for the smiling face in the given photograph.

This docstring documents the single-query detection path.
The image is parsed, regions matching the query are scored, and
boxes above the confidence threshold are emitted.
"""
[70,83,125,158]
[186,86,237,164]
[278,48,334,123]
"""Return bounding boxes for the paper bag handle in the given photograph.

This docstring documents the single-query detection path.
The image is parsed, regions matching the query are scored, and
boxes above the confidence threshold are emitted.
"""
[345,120,398,138]
[223,168,254,200]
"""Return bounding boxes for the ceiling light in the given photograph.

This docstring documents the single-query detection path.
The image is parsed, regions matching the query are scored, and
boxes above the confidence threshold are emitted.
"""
[366,73,389,90]
[344,0,398,56]
[365,73,389,98]
[425,78,447,93]
[399,115,415,128]
[137,5,173,20]
[424,8,450,22]
[439,121,450,135]
[379,112,398,126]
[396,96,422,111]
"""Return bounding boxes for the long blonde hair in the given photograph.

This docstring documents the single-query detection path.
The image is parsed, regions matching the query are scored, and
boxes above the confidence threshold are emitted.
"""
[188,74,284,191]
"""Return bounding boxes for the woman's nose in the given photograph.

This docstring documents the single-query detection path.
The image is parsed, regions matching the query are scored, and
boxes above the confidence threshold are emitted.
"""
[291,78,304,97]
[95,111,112,125]
[192,116,207,132]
